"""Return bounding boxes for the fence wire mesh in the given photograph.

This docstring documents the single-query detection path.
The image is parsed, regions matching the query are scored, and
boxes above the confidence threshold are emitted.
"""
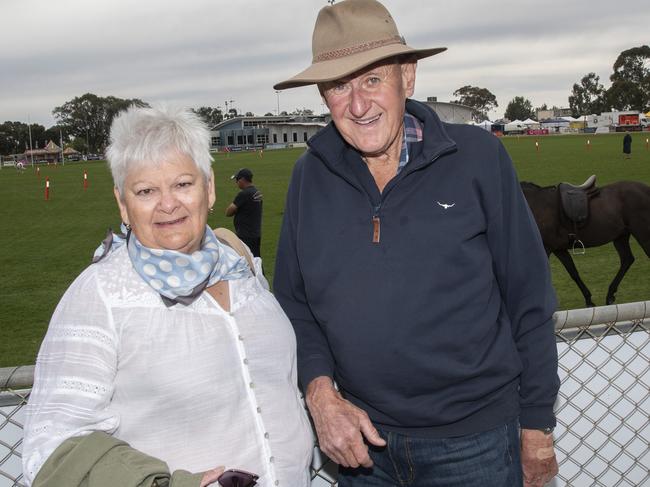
[2,301,649,487]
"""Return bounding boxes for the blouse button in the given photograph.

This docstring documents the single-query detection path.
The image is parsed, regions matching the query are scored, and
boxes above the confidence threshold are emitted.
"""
[264,432,269,439]
[249,382,255,389]
[269,456,275,463]
[243,358,249,365]
[275,481,279,486]
[257,406,262,413]
[238,334,244,341]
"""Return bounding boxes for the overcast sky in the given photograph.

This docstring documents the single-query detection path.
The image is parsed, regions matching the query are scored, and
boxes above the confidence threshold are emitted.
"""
[1,0,648,127]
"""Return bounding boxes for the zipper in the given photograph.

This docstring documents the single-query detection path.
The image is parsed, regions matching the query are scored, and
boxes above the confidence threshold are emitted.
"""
[372,205,381,243]
[368,144,457,244]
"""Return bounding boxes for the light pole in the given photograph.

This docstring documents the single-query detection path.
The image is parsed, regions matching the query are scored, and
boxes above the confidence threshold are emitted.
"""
[0,131,5,169]
[225,99,235,119]
[27,117,34,166]
[275,90,281,116]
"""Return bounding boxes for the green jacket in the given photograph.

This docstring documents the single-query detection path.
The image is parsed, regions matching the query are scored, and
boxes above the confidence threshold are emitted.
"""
[32,432,204,487]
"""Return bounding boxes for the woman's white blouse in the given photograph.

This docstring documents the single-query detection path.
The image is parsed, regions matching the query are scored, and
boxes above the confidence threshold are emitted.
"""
[22,246,314,486]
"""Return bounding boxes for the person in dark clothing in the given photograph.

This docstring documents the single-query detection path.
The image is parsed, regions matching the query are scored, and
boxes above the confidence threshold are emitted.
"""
[225,168,263,257]
[623,133,632,159]
[272,1,559,486]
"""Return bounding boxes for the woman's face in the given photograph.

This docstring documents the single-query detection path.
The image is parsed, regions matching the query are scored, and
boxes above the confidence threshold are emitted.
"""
[115,151,215,254]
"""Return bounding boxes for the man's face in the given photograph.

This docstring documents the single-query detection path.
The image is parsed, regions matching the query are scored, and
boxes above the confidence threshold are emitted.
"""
[320,60,416,158]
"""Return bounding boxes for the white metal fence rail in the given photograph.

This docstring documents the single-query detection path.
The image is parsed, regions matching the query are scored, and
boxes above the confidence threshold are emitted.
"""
[2,301,649,487]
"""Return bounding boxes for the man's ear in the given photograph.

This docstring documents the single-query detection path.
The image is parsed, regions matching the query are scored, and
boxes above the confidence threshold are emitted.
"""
[401,60,417,98]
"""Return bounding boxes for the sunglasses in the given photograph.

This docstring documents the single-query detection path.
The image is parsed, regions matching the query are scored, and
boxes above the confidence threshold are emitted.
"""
[217,469,259,487]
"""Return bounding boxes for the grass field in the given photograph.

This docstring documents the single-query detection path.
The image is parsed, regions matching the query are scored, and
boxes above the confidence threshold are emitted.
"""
[1,131,649,367]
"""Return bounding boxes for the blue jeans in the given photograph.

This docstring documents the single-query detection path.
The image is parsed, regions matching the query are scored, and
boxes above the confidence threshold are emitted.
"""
[338,419,523,487]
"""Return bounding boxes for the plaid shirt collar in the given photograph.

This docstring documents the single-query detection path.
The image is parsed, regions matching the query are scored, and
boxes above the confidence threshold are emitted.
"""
[398,112,423,173]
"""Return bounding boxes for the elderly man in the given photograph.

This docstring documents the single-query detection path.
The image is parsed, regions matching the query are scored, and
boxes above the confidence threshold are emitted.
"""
[273,1,559,486]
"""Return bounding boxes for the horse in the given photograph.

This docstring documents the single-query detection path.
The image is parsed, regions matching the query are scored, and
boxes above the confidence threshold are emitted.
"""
[520,178,650,307]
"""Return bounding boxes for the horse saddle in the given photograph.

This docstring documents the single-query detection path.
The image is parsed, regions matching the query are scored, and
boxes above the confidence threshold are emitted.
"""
[558,175,599,226]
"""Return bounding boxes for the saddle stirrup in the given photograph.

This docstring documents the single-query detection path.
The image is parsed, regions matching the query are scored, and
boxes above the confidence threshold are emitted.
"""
[570,235,586,255]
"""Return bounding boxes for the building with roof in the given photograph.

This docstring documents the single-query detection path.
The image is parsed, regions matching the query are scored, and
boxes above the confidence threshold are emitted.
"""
[536,107,573,120]
[21,141,81,163]
[23,140,62,163]
[209,115,328,151]
[422,97,475,124]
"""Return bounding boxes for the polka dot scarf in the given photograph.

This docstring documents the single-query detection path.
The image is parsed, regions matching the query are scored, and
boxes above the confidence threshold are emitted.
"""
[97,225,252,307]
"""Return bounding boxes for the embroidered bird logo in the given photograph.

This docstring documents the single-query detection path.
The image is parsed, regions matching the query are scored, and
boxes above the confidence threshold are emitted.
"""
[436,201,456,209]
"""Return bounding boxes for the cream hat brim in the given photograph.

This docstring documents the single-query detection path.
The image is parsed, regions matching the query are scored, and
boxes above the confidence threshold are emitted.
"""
[274,44,446,90]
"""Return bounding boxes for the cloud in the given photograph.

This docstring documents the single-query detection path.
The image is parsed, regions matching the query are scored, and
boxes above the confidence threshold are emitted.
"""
[1,0,648,127]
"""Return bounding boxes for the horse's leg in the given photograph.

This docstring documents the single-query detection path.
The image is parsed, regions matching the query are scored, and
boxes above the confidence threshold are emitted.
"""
[606,235,635,305]
[553,249,595,308]
[628,214,650,258]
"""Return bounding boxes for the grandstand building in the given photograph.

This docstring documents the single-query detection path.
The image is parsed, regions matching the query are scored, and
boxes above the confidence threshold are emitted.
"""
[209,115,327,151]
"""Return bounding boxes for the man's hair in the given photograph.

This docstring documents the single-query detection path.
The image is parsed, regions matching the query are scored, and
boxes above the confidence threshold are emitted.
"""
[107,105,212,195]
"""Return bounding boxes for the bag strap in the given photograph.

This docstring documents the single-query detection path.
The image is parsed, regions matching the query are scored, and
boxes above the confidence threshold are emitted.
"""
[213,227,256,276]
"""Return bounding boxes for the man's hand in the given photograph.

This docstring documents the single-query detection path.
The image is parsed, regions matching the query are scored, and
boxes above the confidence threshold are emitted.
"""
[521,428,558,487]
[225,203,238,217]
[306,376,386,468]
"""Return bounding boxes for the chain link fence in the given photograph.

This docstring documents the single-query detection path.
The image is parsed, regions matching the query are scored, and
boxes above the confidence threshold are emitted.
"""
[2,301,648,487]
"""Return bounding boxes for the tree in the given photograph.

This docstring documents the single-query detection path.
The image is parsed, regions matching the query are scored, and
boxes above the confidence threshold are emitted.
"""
[291,108,314,117]
[264,112,274,116]
[605,80,640,112]
[606,45,650,111]
[0,121,68,155]
[451,85,498,121]
[244,111,254,117]
[191,106,223,127]
[0,121,30,155]
[504,96,534,121]
[42,125,71,148]
[568,73,606,116]
[53,93,147,153]
[70,136,88,153]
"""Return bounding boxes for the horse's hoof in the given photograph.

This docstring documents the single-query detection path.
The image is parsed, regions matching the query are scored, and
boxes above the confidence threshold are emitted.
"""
[606,296,616,305]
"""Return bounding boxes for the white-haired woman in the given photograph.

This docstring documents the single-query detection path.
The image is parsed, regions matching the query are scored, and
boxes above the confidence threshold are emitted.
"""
[22,106,314,487]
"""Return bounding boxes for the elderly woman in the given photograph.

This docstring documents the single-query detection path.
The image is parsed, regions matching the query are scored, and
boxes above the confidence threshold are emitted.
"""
[22,106,314,487]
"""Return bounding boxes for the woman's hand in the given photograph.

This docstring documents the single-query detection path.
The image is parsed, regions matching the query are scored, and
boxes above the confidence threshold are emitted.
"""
[200,466,225,487]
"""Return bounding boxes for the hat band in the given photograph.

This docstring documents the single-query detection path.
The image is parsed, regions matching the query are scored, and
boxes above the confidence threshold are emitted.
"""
[313,35,405,63]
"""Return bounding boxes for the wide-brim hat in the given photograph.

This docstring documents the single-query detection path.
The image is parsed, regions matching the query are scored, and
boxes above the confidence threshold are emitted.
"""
[274,0,446,90]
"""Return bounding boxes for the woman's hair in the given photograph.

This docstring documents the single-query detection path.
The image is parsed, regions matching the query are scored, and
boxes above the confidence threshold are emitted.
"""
[107,105,212,194]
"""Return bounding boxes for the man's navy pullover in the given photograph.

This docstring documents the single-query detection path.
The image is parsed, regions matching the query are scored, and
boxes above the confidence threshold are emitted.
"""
[274,100,559,437]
